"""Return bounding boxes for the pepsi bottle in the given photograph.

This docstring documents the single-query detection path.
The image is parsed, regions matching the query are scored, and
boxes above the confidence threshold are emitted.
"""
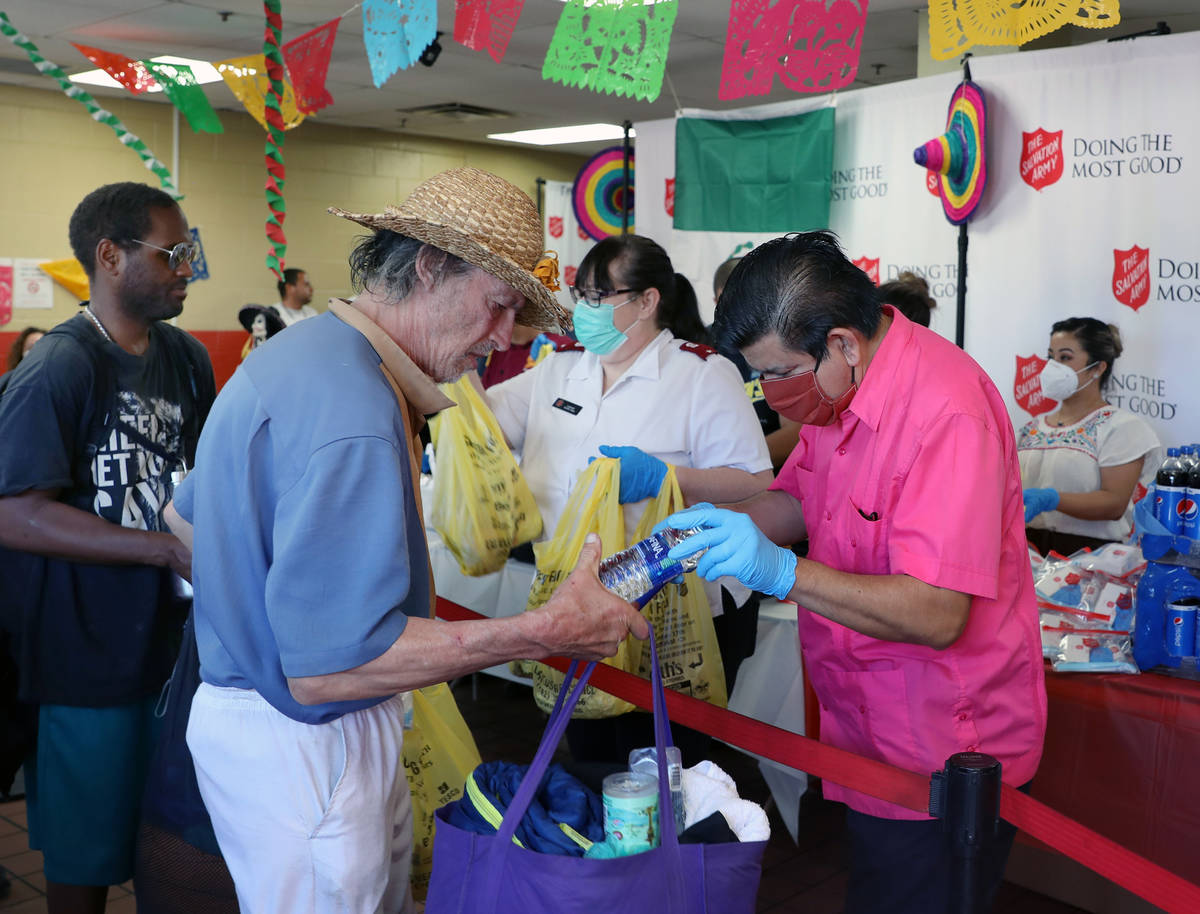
[1155,448,1187,534]
[1184,464,1200,540]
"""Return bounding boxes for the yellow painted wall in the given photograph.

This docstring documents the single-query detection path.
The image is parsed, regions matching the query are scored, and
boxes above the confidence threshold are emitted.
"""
[0,84,584,331]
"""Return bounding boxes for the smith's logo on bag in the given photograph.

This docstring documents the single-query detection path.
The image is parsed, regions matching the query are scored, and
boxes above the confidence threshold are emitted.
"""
[1112,245,1151,311]
[1020,128,1064,191]
[552,397,582,415]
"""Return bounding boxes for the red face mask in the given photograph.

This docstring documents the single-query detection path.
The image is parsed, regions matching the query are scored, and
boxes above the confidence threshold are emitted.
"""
[761,359,857,426]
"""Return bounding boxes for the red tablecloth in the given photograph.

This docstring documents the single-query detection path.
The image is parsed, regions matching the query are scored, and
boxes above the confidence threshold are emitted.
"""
[1030,668,1200,885]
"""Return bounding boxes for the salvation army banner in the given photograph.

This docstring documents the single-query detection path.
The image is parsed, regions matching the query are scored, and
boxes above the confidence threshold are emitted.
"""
[963,31,1200,444]
[636,31,1200,444]
[541,180,593,315]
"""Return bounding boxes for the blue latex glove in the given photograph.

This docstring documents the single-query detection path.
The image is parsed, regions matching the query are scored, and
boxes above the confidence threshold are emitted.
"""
[663,503,797,601]
[598,445,668,504]
[1023,487,1060,523]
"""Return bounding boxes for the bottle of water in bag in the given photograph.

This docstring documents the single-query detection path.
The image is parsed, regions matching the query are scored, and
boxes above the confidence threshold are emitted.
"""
[598,527,705,608]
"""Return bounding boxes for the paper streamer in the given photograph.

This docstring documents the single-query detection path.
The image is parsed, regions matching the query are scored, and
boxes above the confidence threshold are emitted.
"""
[0,12,180,198]
[543,0,678,103]
[720,0,868,100]
[215,54,307,131]
[928,0,1121,61]
[263,0,287,279]
[38,258,90,300]
[142,60,223,134]
[453,0,526,63]
[72,43,157,94]
[362,0,438,88]
[282,18,339,113]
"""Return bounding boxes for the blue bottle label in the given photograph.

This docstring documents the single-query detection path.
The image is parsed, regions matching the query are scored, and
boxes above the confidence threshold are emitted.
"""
[629,533,686,607]
[1156,484,1186,535]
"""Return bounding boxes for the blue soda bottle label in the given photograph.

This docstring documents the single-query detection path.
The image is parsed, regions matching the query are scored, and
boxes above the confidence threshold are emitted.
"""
[1156,484,1186,534]
[1182,487,1200,539]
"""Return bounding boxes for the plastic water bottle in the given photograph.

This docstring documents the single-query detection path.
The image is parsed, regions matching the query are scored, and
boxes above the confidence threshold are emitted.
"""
[1155,448,1187,534]
[598,527,705,608]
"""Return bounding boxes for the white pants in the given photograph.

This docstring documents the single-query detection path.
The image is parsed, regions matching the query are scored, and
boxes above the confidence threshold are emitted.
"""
[187,683,414,914]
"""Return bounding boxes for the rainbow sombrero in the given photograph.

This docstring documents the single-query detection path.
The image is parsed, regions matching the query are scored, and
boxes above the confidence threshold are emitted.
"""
[914,79,987,224]
[572,146,634,241]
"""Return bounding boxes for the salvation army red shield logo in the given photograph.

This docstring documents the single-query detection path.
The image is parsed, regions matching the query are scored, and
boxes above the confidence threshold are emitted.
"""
[925,171,940,197]
[852,256,879,285]
[1112,245,1150,311]
[548,216,563,239]
[1020,128,1063,191]
[563,265,577,286]
[577,225,589,241]
[1014,354,1055,416]
[665,178,675,217]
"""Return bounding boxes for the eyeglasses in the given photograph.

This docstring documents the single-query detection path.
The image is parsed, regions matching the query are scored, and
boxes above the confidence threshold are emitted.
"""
[133,239,200,271]
[568,286,640,307]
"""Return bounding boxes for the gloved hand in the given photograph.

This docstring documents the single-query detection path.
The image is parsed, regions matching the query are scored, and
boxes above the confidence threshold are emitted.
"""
[597,445,668,504]
[1023,487,1060,523]
[663,503,797,601]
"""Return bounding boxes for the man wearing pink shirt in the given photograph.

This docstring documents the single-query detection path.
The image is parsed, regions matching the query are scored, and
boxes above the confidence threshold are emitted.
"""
[665,232,1046,914]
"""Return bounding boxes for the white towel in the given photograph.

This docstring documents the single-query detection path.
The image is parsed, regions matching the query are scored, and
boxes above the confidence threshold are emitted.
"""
[681,760,770,842]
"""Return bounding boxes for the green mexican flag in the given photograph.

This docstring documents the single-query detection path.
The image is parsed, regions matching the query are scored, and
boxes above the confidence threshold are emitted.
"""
[674,106,835,233]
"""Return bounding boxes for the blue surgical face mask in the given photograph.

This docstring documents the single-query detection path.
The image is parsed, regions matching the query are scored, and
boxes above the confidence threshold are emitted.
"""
[572,296,641,356]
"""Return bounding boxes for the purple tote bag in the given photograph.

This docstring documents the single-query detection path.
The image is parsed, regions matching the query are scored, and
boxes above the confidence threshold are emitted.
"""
[425,632,766,913]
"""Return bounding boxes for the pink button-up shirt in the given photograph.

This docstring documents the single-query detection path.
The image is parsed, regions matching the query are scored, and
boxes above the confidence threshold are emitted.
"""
[771,308,1047,819]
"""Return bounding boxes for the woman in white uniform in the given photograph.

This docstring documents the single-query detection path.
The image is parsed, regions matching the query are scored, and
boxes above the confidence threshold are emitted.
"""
[1019,317,1162,555]
[486,234,772,763]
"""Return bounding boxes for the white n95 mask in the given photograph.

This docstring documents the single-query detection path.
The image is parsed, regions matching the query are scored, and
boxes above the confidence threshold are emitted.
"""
[1039,359,1098,401]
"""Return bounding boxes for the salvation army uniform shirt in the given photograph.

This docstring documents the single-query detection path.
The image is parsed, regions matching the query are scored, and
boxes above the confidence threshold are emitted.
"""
[485,329,771,613]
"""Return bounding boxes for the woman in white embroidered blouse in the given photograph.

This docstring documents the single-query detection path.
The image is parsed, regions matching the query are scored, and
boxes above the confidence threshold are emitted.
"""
[1018,317,1162,554]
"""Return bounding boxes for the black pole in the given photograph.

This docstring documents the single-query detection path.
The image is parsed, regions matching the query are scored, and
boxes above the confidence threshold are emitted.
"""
[956,222,967,349]
[535,177,545,217]
[621,119,633,235]
[955,54,974,350]
[929,752,1002,914]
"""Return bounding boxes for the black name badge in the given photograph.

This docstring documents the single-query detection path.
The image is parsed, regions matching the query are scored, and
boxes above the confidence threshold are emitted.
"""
[552,397,582,415]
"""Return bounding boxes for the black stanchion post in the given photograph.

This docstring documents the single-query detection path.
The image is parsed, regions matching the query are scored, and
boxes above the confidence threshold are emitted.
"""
[929,751,1002,914]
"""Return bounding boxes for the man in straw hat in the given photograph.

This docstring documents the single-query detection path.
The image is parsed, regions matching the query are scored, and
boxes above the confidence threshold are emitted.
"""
[166,168,649,913]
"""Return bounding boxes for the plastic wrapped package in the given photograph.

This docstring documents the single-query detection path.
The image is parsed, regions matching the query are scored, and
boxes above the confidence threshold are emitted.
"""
[1051,629,1138,674]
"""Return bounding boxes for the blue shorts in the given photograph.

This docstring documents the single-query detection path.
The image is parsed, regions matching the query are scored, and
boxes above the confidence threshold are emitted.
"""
[25,697,161,885]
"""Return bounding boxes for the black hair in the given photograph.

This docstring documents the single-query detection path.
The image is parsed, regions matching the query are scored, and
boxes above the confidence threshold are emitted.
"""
[877,271,937,327]
[348,230,470,302]
[713,256,742,297]
[713,231,882,360]
[276,267,306,300]
[576,234,679,331]
[6,326,48,372]
[665,273,711,345]
[1050,317,1124,388]
[68,182,179,277]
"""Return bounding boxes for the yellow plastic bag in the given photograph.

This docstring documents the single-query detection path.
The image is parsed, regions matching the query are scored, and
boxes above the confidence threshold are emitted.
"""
[403,682,483,902]
[528,459,727,718]
[429,377,542,576]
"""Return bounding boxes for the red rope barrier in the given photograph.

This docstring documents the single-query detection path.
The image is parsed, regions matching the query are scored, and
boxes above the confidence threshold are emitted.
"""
[436,597,1200,913]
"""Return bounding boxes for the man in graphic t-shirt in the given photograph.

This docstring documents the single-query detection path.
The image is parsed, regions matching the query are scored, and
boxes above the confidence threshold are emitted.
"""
[0,182,214,914]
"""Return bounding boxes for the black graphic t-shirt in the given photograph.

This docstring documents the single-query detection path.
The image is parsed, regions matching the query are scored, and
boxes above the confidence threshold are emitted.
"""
[0,312,214,704]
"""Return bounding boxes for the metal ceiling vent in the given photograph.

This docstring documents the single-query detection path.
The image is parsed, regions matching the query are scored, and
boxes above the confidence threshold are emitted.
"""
[396,102,512,122]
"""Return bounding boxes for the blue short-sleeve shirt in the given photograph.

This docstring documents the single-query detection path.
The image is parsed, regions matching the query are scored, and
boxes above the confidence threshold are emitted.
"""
[178,310,431,723]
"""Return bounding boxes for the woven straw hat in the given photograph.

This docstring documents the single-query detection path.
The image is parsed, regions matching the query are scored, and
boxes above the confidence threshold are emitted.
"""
[329,167,569,331]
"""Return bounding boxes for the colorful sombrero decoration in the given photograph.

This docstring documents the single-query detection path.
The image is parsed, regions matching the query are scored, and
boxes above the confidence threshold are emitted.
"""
[913,78,987,225]
[572,146,634,241]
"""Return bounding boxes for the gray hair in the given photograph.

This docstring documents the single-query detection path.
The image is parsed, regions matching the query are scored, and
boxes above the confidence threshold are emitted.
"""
[348,230,472,302]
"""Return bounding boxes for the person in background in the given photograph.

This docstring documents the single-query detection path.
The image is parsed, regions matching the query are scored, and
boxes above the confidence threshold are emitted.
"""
[0,182,215,914]
[1019,317,1162,555]
[479,322,566,389]
[663,231,1046,914]
[485,234,772,764]
[876,271,936,328]
[5,326,46,373]
[713,255,798,472]
[666,272,711,345]
[170,168,647,914]
[269,267,317,327]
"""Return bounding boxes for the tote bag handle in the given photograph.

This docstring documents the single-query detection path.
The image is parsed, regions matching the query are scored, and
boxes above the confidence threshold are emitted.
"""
[486,630,692,911]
